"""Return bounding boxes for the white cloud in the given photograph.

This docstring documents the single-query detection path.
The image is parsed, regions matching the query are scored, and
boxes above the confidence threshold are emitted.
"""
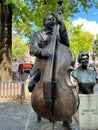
[94,12,98,15]
[72,18,98,38]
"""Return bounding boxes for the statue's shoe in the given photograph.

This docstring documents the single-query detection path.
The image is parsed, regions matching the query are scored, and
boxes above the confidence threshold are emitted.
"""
[63,120,73,130]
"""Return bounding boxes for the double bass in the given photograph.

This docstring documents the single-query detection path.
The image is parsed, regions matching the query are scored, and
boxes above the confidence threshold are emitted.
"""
[31,0,79,121]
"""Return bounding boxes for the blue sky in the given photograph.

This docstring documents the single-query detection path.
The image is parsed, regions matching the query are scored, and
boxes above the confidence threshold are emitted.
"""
[71,7,98,38]
[73,7,98,23]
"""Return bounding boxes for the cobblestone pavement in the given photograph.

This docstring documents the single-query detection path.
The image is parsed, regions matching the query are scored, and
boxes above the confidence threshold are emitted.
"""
[0,100,80,130]
[0,100,32,130]
[26,112,80,130]
[0,85,98,130]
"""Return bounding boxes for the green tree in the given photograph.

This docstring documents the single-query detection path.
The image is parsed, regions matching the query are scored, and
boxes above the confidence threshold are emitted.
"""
[0,0,98,80]
[95,34,98,57]
[6,0,98,38]
[12,35,28,60]
[70,25,94,58]
[93,34,98,57]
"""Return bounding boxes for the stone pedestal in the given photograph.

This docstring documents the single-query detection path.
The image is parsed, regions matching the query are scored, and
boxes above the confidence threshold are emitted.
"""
[73,94,98,130]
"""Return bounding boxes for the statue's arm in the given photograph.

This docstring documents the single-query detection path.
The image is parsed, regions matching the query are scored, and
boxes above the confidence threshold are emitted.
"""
[30,32,42,57]
[30,32,50,59]
[59,24,70,47]
[57,14,70,47]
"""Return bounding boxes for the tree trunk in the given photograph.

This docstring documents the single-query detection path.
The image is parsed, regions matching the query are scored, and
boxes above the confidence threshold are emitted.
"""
[0,0,12,81]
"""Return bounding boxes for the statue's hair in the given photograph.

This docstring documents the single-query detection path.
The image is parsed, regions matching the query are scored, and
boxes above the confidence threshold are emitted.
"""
[78,52,89,64]
[43,13,56,27]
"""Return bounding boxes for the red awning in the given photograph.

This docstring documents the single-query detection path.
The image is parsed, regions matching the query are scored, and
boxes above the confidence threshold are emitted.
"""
[22,64,32,71]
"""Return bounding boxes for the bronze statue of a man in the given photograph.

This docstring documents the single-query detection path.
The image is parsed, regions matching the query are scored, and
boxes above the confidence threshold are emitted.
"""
[28,13,76,129]
[28,13,70,92]
[71,52,96,94]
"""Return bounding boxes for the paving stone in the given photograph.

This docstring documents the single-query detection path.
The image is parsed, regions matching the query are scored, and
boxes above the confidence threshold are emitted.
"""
[0,101,80,130]
[26,112,80,130]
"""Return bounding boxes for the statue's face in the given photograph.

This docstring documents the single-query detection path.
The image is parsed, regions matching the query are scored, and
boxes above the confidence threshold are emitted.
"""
[81,55,89,66]
[44,14,56,30]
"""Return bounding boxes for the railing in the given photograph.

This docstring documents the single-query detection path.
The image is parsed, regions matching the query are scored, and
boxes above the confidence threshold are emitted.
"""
[0,80,22,98]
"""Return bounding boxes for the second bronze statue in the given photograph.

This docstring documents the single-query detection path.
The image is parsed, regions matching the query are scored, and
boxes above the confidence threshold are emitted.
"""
[72,52,96,94]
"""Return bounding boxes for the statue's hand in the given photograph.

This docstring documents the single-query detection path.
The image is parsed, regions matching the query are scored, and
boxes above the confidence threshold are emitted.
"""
[56,14,64,25]
[40,50,50,59]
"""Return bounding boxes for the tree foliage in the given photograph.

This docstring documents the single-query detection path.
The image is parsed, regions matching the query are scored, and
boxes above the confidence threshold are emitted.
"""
[93,34,98,57]
[1,0,98,81]
[70,25,94,58]
[96,35,98,57]
[6,0,98,39]
[12,35,29,60]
